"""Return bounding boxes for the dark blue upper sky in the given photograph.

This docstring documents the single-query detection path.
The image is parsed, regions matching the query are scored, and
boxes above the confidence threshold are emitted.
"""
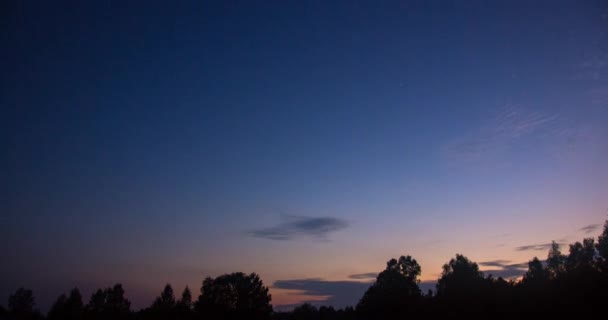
[2,0,608,311]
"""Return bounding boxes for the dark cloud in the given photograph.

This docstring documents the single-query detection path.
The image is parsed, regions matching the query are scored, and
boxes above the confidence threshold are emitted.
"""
[483,268,526,279]
[348,273,377,280]
[478,260,512,267]
[272,278,370,308]
[481,260,530,280]
[249,216,348,241]
[580,224,601,234]
[515,243,555,251]
[273,278,440,309]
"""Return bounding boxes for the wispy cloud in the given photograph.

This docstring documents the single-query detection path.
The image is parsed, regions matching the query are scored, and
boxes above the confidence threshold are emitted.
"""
[249,216,349,241]
[580,224,601,234]
[443,105,563,165]
[576,53,608,80]
[514,243,555,252]
[348,272,377,280]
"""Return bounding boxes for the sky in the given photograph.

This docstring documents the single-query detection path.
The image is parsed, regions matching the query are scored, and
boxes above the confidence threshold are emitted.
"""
[2,0,608,312]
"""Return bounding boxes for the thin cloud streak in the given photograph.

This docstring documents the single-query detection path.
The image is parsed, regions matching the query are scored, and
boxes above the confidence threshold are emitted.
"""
[515,243,556,252]
[348,273,377,280]
[479,260,529,279]
[249,216,349,241]
[444,105,567,166]
[580,224,601,234]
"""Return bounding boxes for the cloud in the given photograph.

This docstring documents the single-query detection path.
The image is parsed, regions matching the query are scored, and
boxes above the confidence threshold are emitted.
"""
[483,268,527,279]
[249,216,349,241]
[443,105,568,166]
[272,279,371,308]
[273,278,439,309]
[580,224,601,234]
[478,260,512,268]
[514,243,555,252]
[479,260,529,279]
[348,273,377,280]
[576,53,608,80]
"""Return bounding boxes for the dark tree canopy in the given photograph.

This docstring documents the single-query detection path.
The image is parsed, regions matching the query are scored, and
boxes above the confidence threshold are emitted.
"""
[84,284,130,320]
[47,288,83,320]
[436,254,484,297]
[566,238,596,272]
[546,241,566,279]
[7,288,40,320]
[152,284,176,310]
[195,272,272,320]
[176,286,192,311]
[522,257,548,286]
[356,255,421,317]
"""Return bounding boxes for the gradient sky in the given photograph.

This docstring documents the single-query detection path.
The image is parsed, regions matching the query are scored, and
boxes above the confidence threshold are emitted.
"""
[2,0,608,312]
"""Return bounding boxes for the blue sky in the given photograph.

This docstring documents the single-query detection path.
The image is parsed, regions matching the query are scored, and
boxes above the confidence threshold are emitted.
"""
[2,0,608,311]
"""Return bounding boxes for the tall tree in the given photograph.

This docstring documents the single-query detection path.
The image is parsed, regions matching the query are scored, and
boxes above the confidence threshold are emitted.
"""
[48,288,83,320]
[85,284,130,320]
[152,284,176,310]
[8,288,40,320]
[546,241,566,279]
[566,238,596,272]
[196,272,272,320]
[174,286,193,319]
[47,294,68,320]
[597,221,608,269]
[178,286,192,309]
[522,257,548,286]
[435,254,489,312]
[357,255,422,317]
[66,288,84,320]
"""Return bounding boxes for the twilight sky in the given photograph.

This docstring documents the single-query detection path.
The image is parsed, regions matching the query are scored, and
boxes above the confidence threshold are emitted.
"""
[2,0,608,311]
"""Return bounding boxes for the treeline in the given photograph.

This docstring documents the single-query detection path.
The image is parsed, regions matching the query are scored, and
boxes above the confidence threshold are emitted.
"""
[2,221,608,319]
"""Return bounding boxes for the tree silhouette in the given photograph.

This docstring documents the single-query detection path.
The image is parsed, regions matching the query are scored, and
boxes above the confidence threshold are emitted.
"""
[173,286,193,319]
[292,303,318,320]
[178,286,192,309]
[356,255,421,317]
[436,254,484,296]
[152,284,176,310]
[84,284,130,320]
[546,241,566,279]
[7,288,40,320]
[195,272,272,320]
[47,288,84,320]
[597,221,608,271]
[566,238,596,272]
[435,254,488,312]
[522,257,548,285]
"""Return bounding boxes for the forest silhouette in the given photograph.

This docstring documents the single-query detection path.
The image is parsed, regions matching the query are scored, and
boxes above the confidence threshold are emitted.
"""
[2,220,608,319]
